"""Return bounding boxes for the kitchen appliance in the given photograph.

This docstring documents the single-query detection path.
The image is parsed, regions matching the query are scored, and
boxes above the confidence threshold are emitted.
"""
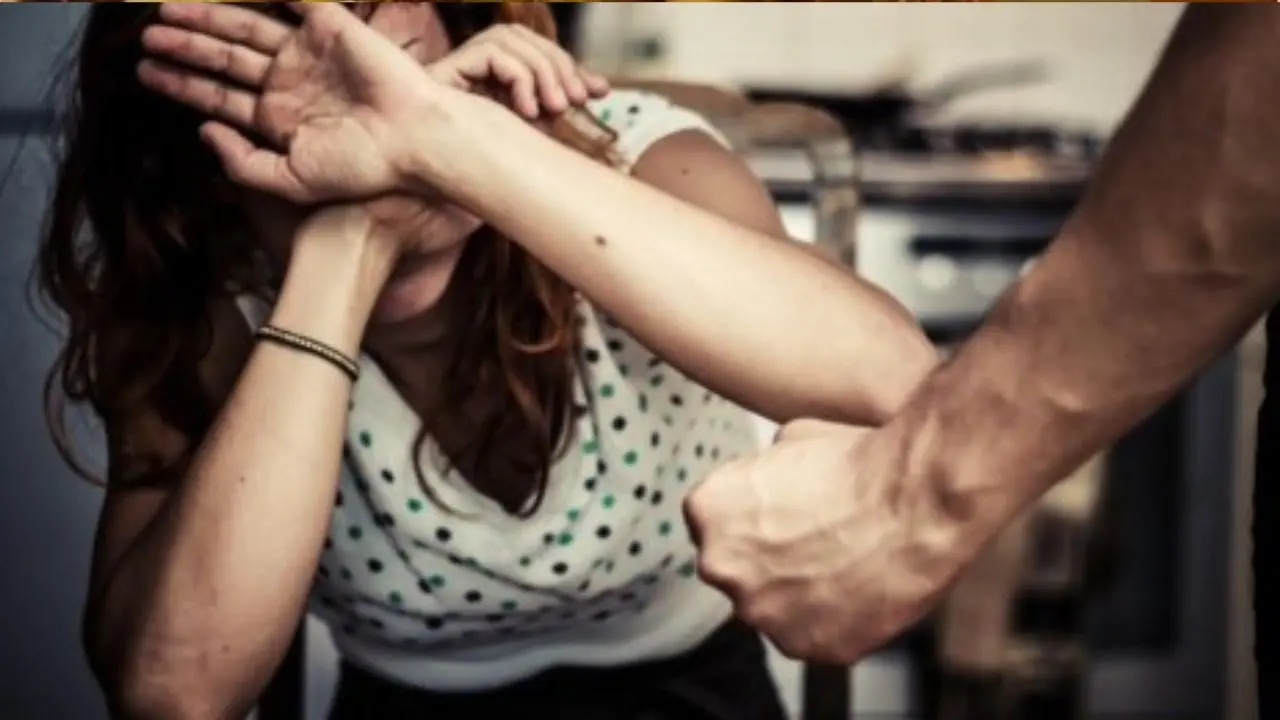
[756,117,1232,718]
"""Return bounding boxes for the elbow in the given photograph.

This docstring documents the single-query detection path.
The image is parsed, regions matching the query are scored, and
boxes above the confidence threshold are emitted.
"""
[85,627,241,720]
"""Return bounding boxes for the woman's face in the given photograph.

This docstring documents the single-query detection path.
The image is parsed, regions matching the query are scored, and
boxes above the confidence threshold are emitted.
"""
[242,2,483,327]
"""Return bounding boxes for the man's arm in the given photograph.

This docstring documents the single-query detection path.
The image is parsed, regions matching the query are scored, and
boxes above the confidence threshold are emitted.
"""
[891,4,1280,538]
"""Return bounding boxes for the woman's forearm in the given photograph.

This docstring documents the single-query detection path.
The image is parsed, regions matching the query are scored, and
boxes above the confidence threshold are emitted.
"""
[413,115,937,424]
[91,219,393,718]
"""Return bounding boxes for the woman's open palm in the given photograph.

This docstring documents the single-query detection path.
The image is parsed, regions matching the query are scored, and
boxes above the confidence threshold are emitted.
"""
[139,2,440,204]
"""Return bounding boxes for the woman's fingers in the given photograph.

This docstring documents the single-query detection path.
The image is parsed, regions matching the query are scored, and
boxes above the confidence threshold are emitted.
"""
[138,59,258,130]
[157,2,291,55]
[141,25,272,88]
[200,121,312,204]
[506,26,586,107]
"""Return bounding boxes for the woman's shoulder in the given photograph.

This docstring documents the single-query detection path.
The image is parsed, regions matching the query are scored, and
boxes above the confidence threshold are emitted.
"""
[586,88,729,170]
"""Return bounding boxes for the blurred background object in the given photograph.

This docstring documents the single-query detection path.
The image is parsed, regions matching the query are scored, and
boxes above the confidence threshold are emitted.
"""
[0,3,1256,719]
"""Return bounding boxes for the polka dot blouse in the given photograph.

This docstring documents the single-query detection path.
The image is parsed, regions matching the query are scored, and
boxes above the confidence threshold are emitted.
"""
[236,90,762,692]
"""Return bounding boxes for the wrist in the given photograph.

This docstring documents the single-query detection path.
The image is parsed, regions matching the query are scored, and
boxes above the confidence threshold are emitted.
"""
[876,367,1025,559]
[394,94,526,207]
[273,212,398,355]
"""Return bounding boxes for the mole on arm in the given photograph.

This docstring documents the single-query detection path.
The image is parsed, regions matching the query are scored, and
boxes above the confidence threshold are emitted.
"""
[595,235,608,247]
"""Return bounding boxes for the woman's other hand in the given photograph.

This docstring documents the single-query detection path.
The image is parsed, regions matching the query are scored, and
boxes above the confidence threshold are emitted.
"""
[138,2,451,204]
[426,23,609,119]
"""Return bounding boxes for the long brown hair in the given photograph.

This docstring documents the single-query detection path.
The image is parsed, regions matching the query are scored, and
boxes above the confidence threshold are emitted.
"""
[35,2,616,515]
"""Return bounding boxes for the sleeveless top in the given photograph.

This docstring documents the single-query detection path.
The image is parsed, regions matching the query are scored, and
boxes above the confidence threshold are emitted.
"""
[235,90,763,691]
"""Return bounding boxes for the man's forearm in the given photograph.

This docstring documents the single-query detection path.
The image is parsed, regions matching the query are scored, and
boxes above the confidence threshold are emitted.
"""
[887,5,1280,537]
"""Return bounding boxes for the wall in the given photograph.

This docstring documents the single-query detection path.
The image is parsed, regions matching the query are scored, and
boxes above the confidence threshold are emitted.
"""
[584,3,1184,134]
[0,4,107,719]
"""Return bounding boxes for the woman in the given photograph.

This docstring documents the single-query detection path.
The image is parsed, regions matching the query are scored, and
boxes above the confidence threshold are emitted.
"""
[39,2,936,718]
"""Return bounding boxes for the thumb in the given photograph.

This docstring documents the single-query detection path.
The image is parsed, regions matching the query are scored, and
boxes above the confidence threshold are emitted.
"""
[201,122,314,205]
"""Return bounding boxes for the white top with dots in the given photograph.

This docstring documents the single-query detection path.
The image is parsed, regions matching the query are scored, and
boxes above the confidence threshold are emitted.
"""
[236,90,761,692]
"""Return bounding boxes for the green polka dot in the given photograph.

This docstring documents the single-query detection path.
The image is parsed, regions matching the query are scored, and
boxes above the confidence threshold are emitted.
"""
[658,520,673,536]
[600,383,615,398]
[428,574,445,588]
[389,591,403,605]
[604,560,616,573]
[602,494,616,509]
[599,107,613,123]
[518,556,532,567]
[407,498,424,513]
[678,560,696,578]
[557,532,574,546]
[623,450,638,466]
[348,526,363,540]
[567,508,581,522]
[582,439,599,454]
[358,431,373,448]
[501,600,518,612]
[676,468,688,482]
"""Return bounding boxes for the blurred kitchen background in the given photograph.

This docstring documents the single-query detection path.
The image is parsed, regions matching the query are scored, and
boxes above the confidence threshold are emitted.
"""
[0,3,1258,719]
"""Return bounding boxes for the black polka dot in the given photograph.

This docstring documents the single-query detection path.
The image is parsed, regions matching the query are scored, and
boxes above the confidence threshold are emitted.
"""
[643,574,659,585]
[323,538,333,550]
[633,485,647,500]
[448,554,464,565]
[464,590,483,603]
[367,559,383,573]
[650,431,661,447]
[317,566,330,579]
[638,394,649,412]
[650,374,664,387]
[612,416,627,432]
[593,610,613,621]
[607,338,624,352]
[577,579,591,592]
[651,491,664,505]
[628,541,643,556]
[597,459,608,475]
[552,562,569,575]
[425,616,444,630]
[584,347,601,363]
[661,554,675,568]
[647,356,662,368]
[627,104,640,114]
[418,578,434,593]
[671,394,684,407]
[380,469,394,483]
[585,477,598,491]
[620,591,637,602]
[695,444,705,458]
[596,525,612,539]
[619,364,629,377]
[370,618,384,630]
[375,513,395,528]
[436,527,452,543]
[710,447,720,460]
[543,532,556,545]
[485,614,504,623]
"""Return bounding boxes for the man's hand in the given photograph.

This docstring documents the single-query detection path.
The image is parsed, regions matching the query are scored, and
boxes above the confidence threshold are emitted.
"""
[685,419,975,663]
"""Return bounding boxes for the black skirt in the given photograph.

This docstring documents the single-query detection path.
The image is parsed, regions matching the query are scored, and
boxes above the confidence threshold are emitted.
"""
[329,619,789,720]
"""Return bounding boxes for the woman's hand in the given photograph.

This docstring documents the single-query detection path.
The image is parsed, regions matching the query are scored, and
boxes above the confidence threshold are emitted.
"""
[138,2,454,204]
[137,3,606,207]
[425,24,609,119]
